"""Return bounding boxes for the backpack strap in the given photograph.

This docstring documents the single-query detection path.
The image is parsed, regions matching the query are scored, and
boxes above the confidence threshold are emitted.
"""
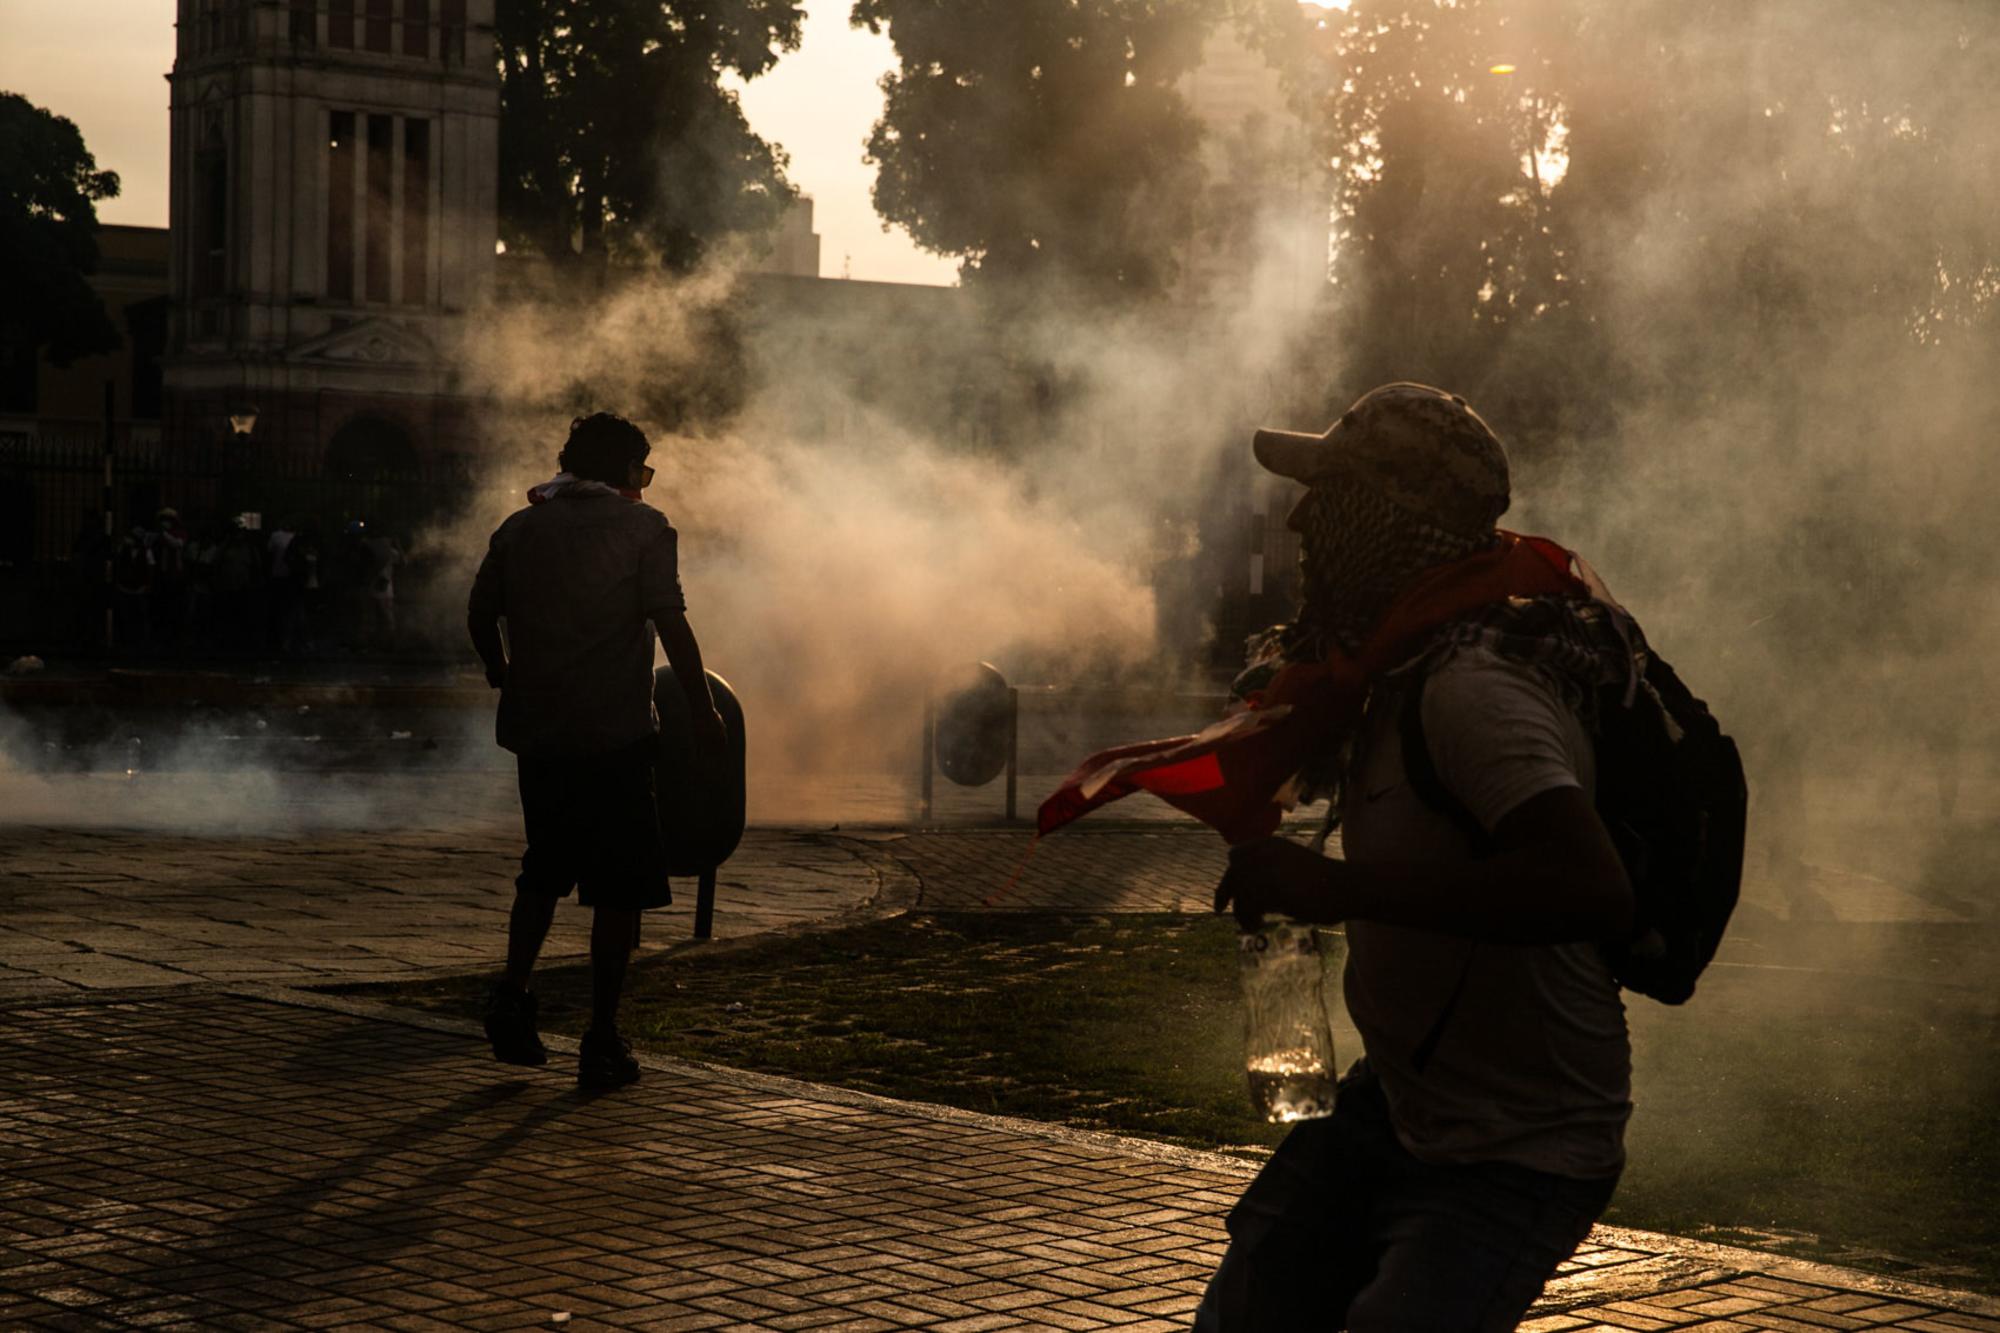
[1396,679,1485,1074]
[1410,946,1476,1075]
[1398,682,1494,857]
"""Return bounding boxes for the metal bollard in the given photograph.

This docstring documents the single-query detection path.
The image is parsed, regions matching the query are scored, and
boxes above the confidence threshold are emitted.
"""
[920,690,936,825]
[1004,687,1019,823]
[653,668,746,939]
[927,663,1020,824]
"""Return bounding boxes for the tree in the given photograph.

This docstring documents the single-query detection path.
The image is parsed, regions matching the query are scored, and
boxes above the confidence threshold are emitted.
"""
[854,0,1234,301]
[1312,0,2000,441]
[1308,0,1592,424]
[0,92,122,368]
[497,0,805,271]
[1310,0,2000,770]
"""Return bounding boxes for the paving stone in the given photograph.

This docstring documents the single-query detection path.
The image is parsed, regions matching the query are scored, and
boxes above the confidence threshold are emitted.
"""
[1739,1315,1864,1333]
[1690,1297,1785,1317]
[1841,1306,1938,1324]
[930,1316,1030,1333]
[1588,1305,1686,1330]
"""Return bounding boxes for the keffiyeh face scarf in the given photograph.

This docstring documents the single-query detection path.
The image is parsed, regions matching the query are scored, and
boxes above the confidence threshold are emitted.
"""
[1284,475,1499,661]
[1232,475,1500,814]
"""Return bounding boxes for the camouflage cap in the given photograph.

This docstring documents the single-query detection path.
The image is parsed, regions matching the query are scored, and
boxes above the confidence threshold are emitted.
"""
[1253,382,1511,535]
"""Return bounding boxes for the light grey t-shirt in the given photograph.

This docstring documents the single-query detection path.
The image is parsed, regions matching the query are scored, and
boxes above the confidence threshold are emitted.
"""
[1340,645,1631,1180]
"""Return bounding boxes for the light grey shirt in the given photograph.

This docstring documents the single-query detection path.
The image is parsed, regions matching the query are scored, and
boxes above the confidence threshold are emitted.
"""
[1340,645,1631,1180]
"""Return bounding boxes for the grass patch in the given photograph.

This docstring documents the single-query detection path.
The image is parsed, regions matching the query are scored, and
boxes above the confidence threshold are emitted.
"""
[370,912,1283,1152]
[354,912,2000,1292]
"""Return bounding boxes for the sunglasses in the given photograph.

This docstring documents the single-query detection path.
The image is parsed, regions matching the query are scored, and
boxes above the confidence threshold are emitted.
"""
[631,462,656,488]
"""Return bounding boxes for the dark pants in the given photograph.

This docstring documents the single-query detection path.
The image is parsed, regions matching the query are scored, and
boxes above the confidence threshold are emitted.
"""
[516,737,672,911]
[1193,1064,1616,1332]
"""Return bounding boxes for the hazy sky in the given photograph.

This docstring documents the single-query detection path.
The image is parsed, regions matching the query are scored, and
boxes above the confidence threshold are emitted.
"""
[0,0,960,285]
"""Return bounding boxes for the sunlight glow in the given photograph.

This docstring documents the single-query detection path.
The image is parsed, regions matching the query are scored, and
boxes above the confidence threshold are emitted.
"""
[1490,64,1518,75]
[1530,114,1570,191]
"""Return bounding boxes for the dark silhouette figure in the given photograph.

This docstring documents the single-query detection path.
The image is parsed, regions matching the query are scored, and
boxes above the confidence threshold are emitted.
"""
[468,413,725,1090]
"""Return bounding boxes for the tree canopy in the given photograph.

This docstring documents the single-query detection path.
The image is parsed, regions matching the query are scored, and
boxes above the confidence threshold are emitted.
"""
[0,91,122,368]
[1310,0,2000,440]
[1302,0,2000,718]
[854,0,1266,301]
[497,0,805,271]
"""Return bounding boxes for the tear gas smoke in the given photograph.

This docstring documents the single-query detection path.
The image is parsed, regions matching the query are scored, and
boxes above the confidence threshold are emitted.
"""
[1478,2,2000,922]
[427,215,1329,796]
[0,704,511,834]
[1416,0,2000,1274]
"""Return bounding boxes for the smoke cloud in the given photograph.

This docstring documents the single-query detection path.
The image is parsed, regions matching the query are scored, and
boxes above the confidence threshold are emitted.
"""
[0,703,507,834]
[1482,3,2000,916]
[433,208,1328,792]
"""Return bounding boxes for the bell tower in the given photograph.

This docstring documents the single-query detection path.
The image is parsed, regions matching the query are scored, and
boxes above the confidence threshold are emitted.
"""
[163,0,498,467]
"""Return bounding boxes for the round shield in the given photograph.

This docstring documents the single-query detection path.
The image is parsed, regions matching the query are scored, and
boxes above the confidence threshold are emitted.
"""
[653,668,747,876]
[934,661,1012,788]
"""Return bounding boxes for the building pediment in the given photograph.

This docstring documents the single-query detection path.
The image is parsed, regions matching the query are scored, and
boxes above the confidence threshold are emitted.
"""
[287,318,440,368]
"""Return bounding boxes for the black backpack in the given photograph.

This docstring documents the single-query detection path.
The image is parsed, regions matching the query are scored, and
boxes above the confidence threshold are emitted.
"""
[1402,649,1748,1006]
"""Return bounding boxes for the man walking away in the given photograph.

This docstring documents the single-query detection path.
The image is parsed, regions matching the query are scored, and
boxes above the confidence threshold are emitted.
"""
[468,412,725,1089]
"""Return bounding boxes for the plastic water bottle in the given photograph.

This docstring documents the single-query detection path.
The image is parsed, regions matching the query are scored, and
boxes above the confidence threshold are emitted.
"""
[1238,921,1342,1123]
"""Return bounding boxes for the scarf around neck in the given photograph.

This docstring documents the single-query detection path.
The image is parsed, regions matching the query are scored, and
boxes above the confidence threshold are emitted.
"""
[526,472,642,505]
[1038,532,1601,844]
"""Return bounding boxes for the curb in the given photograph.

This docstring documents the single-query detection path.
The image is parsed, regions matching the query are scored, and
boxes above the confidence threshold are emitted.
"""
[230,981,1269,1179]
[1542,1225,2000,1317]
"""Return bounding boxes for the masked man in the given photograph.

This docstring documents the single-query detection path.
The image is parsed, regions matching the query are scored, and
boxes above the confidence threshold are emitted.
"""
[469,412,725,1090]
[1194,384,1637,1331]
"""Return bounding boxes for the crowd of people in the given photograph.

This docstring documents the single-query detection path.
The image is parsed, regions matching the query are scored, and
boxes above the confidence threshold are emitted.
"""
[69,509,408,657]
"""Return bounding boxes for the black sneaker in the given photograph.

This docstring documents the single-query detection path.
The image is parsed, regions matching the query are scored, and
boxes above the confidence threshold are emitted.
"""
[483,984,548,1067]
[577,1028,641,1090]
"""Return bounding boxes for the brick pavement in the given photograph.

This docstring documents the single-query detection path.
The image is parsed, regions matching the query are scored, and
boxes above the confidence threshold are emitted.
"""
[0,820,906,1001]
[1,989,1995,1331]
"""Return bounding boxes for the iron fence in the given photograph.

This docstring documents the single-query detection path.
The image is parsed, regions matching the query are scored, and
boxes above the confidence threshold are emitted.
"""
[0,428,468,567]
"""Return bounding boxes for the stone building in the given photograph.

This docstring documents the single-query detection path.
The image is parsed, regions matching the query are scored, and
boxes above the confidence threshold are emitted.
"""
[748,196,823,281]
[162,0,499,478]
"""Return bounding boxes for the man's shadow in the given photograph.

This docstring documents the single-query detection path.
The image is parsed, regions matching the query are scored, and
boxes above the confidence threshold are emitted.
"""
[131,1038,589,1302]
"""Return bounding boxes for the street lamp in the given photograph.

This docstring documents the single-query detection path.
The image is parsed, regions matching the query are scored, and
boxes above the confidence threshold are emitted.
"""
[223,403,261,532]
